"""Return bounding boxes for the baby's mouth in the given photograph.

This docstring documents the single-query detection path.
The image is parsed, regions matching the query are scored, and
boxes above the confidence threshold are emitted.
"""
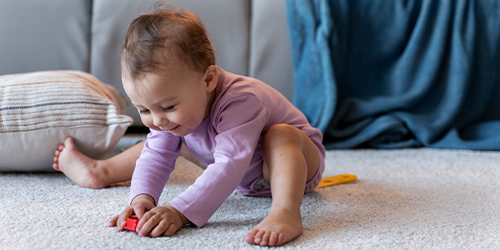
[168,125,180,131]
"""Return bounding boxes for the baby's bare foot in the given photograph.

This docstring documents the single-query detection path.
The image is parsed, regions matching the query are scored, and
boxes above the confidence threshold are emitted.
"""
[53,137,109,189]
[245,208,303,247]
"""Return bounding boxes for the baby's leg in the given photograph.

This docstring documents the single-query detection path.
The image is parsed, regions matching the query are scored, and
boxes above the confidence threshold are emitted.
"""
[245,124,320,247]
[53,137,204,189]
[53,137,142,189]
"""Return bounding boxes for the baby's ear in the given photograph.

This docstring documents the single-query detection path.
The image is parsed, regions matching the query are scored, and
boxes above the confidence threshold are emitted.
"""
[203,65,218,91]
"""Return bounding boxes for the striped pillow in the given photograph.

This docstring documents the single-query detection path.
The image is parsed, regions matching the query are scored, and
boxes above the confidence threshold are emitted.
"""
[0,71,133,171]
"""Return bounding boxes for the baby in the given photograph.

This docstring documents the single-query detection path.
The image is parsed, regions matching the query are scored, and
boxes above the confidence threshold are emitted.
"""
[53,2,325,247]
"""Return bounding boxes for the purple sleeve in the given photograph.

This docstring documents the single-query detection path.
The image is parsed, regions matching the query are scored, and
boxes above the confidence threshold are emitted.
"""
[170,95,268,227]
[129,130,182,205]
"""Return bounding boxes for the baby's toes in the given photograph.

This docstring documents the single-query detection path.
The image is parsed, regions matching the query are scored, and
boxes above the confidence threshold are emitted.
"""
[260,231,271,246]
[254,229,266,244]
[245,229,259,244]
[54,145,65,157]
[268,232,280,247]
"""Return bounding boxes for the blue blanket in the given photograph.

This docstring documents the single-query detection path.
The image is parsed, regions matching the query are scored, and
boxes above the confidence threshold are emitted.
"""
[287,0,500,150]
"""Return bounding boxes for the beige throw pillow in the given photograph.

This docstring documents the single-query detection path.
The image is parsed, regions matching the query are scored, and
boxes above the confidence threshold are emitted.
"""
[0,70,133,171]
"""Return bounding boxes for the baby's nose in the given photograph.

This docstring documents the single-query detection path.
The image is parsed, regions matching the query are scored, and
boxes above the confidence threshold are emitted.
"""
[152,114,168,127]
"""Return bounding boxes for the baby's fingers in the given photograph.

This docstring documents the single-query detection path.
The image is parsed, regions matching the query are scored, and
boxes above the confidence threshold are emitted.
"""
[137,212,174,237]
[117,207,135,231]
[133,207,147,220]
[148,220,173,237]
[108,215,119,227]
[137,212,157,237]
[163,223,179,237]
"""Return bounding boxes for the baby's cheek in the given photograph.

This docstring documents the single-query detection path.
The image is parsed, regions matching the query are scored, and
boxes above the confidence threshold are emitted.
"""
[181,116,201,129]
[141,116,154,128]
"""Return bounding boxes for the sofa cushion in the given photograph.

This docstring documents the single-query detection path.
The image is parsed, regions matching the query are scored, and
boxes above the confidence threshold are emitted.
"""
[91,0,251,126]
[250,0,295,102]
[0,0,91,75]
[0,71,132,171]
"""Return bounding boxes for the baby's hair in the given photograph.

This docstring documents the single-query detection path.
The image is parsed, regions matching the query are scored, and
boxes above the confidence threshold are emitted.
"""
[122,1,216,80]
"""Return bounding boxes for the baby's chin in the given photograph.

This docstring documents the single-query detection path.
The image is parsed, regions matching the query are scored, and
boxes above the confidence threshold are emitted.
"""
[169,130,190,137]
[151,126,192,137]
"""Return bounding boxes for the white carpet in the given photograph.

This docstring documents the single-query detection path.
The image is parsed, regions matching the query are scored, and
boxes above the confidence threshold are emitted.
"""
[1,139,500,249]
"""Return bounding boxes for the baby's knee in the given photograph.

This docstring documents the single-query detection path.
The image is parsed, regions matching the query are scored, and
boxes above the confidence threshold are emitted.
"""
[263,124,303,146]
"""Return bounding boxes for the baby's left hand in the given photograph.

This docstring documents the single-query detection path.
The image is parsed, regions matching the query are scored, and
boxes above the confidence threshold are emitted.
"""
[136,205,189,237]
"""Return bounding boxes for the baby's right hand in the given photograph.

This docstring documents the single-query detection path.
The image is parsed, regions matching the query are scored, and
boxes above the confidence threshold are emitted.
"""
[108,194,156,231]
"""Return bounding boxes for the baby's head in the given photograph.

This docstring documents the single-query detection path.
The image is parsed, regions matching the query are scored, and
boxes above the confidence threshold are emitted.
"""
[121,2,219,135]
[121,1,216,81]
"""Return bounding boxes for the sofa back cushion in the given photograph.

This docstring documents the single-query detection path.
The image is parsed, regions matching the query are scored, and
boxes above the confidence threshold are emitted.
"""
[0,0,91,75]
[250,0,295,102]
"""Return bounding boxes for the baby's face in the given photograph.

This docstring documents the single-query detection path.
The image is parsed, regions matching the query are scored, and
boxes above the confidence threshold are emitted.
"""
[123,63,215,137]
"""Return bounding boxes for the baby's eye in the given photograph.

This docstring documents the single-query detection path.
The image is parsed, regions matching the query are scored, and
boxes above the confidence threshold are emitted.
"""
[162,105,175,112]
[138,109,150,114]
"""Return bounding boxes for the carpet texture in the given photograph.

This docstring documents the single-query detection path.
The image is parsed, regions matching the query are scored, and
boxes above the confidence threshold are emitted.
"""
[1,141,499,249]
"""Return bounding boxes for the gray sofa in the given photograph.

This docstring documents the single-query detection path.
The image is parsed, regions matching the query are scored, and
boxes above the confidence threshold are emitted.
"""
[0,0,295,126]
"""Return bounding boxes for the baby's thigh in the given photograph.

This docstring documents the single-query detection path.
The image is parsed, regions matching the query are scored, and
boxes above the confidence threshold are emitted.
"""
[261,124,320,182]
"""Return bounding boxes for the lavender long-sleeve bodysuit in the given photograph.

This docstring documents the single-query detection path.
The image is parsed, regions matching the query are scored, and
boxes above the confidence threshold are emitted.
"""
[130,67,325,227]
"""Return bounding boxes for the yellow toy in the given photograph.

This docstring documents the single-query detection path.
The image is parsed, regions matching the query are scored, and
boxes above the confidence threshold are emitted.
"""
[315,174,357,189]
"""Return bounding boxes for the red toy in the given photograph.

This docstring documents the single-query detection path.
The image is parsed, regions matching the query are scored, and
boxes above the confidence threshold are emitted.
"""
[125,216,139,231]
